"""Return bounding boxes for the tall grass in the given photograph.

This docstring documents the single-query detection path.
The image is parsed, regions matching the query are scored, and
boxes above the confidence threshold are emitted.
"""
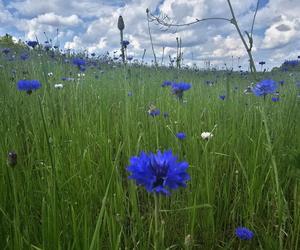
[0,51,299,249]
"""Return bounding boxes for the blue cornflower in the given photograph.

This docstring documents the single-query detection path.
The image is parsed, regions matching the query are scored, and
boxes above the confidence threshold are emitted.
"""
[171,82,191,99]
[27,41,39,48]
[127,150,190,195]
[219,95,226,100]
[122,40,130,48]
[2,48,10,54]
[252,79,278,97]
[272,97,280,102]
[176,132,186,140]
[72,58,86,70]
[17,79,42,94]
[148,108,160,117]
[235,227,254,240]
[20,52,29,61]
[283,60,299,67]
[161,81,172,87]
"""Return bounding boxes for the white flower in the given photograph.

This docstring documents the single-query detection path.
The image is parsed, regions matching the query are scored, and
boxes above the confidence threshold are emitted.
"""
[48,72,53,77]
[54,84,63,89]
[201,132,213,140]
[243,86,252,94]
[77,73,85,77]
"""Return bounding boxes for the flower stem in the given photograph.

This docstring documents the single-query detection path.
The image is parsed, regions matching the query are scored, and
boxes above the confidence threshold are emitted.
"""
[260,107,285,250]
[146,8,158,67]
[226,0,257,75]
[120,29,125,63]
[154,194,160,250]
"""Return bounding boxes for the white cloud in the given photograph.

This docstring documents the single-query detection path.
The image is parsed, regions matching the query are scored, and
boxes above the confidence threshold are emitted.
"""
[35,13,82,27]
[0,0,14,27]
[262,16,300,49]
[1,0,300,69]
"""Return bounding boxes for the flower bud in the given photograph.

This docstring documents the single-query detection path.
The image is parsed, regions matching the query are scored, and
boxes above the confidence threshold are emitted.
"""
[7,151,17,167]
[118,16,125,31]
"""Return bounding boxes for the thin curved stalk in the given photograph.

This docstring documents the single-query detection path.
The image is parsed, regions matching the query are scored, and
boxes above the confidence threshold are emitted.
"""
[146,9,158,67]
[147,1,259,75]
[226,0,257,74]
[251,0,260,38]
[149,15,231,27]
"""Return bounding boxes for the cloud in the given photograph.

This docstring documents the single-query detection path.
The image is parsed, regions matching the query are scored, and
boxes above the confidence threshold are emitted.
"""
[11,12,83,42]
[34,13,82,27]
[0,0,14,26]
[1,0,300,69]
[276,24,291,32]
[262,16,300,49]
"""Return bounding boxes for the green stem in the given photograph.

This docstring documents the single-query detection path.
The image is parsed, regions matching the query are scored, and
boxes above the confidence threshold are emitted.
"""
[154,194,160,250]
[37,95,62,248]
[260,107,284,250]
[226,0,257,75]
[146,9,158,67]
[120,30,125,63]
[226,72,230,100]
[38,96,55,177]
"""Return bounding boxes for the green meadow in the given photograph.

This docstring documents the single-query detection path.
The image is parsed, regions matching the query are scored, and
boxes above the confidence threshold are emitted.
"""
[0,50,300,249]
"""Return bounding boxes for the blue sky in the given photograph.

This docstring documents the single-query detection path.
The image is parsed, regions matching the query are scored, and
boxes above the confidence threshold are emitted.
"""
[1,0,299,70]
[258,0,269,9]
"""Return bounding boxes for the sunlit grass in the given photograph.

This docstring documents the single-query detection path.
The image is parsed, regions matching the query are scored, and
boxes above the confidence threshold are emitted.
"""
[0,51,300,249]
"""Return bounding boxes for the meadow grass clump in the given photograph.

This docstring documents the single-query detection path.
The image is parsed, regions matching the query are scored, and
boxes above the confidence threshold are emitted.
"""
[0,48,299,249]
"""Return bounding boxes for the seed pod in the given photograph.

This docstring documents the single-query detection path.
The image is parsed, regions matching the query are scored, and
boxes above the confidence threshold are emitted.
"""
[7,151,17,167]
[118,16,124,31]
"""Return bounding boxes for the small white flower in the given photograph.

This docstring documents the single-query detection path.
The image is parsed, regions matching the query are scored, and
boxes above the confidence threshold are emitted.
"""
[243,86,252,94]
[77,73,85,77]
[48,72,53,77]
[201,132,213,140]
[54,84,63,89]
